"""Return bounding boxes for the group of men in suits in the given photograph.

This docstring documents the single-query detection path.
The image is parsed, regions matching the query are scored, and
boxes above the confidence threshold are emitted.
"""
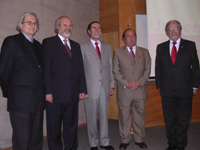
[0,11,199,150]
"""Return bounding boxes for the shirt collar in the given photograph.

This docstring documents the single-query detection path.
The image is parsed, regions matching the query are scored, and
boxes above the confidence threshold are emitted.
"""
[58,34,69,43]
[126,45,136,53]
[90,38,101,45]
[170,37,181,45]
[21,32,34,43]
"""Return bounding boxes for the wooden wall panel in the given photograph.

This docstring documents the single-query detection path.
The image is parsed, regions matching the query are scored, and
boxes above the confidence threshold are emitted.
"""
[118,0,136,47]
[101,31,120,119]
[100,0,119,32]
[134,0,146,14]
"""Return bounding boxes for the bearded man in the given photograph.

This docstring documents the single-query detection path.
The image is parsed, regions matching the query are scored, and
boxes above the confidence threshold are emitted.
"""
[42,16,87,150]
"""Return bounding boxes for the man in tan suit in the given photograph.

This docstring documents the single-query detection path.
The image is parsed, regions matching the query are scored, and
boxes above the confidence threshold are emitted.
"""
[81,21,115,150]
[113,29,151,150]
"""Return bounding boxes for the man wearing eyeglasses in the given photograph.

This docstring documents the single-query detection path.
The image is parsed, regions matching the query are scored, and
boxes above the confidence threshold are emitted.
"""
[0,12,45,150]
[81,21,115,150]
[155,20,200,150]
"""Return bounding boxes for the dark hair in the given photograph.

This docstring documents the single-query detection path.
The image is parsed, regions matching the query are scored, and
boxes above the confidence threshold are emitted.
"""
[122,28,137,39]
[165,20,182,33]
[87,21,100,31]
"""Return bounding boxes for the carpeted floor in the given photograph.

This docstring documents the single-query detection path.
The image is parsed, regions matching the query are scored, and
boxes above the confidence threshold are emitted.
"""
[42,120,200,150]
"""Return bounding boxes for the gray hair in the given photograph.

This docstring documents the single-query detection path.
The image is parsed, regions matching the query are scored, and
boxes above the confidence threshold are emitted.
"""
[54,16,72,33]
[165,20,182,33]
[16,12,39,32]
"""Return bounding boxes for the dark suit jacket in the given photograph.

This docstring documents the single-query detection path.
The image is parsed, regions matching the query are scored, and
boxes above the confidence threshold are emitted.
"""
[0,33,45,112]
[42,35,87,103]
[155,38,200,98]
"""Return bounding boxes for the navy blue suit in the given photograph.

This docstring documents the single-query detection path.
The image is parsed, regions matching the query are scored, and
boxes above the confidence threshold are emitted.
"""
[155,38,200,148]
[43,35,87,150]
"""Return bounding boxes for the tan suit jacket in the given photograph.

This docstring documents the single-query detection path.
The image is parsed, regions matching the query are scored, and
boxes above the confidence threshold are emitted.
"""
[113,46,151,99]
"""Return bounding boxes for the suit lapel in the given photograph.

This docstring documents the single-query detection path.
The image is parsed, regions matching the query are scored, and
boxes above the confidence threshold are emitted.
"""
[135,46,141,67]
[55,35,71,60]
[175,38,185,65]
[18,33,39,63]
[163,40,174,65]
[101,42,106,61]
[122,46,132,62]
[88,41,101,62]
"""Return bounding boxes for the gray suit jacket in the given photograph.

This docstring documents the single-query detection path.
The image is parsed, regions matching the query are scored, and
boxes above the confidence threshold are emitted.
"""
[81,40,115,99]
[113,46,151,99]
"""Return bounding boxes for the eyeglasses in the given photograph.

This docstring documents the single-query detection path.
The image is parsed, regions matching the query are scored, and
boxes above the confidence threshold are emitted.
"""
[23,21,37,26]
[167,27,179,32]
[91,27,102,31]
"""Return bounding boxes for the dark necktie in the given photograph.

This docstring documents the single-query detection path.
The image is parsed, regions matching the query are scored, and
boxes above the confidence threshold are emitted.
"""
[63,39,72,59]
[95,42,101,60]
[171,42,177,65]
[130,47,135,66]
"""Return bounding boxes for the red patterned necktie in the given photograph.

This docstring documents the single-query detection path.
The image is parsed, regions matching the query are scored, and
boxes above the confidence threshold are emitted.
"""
[95,42,101,60]
[130,47,135,66]
[63,39,72,59]
[171,42,177,65]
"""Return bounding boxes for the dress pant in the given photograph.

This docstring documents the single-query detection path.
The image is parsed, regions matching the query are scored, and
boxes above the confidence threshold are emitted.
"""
[84,86,110,147]
[9,107,44,150]
[162,96,192,148]
[46,101,78,150]
[118,98,146,143]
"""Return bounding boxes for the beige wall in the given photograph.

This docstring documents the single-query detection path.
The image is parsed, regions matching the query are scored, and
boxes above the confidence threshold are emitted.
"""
[0,0,99,149]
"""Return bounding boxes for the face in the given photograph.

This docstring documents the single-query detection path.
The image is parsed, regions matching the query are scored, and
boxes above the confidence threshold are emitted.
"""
[57,17,73,39]
[88,23,101,41]
[123,29,136,47]
[166,23,181,42]
[20,15,38,38]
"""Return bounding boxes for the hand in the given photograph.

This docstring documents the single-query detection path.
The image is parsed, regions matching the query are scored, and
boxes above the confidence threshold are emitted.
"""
[193,89,197,95]
[126,82,140,90]
[132,82,140,89]
[109,88,114,96]
[79,93,85,100]
[126,82,134,89]
[84,94,89,99]
[46,94,53,103]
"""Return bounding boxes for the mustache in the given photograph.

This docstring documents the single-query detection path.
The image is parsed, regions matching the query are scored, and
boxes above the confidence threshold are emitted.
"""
[171,33,178,36]
[64,29,71,32]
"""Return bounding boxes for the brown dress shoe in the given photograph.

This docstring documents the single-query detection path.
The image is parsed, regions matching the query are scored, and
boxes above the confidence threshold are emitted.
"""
[119,143,129,150]
[135,142,147,149]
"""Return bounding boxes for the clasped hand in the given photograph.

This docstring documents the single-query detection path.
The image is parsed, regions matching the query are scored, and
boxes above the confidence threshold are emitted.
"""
[126,82,140,90]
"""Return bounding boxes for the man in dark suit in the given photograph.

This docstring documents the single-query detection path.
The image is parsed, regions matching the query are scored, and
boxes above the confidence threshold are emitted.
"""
[43,16,87,150]
[0,12,45,150]
[155,20,200,150]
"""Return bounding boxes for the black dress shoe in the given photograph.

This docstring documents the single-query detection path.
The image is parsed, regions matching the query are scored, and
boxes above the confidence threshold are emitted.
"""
[177,148,185,150]
[119,143,129,150]
[100,145,114,150]
[166,146,176,150]
[91,147,98,150]
[135,142,147,149]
